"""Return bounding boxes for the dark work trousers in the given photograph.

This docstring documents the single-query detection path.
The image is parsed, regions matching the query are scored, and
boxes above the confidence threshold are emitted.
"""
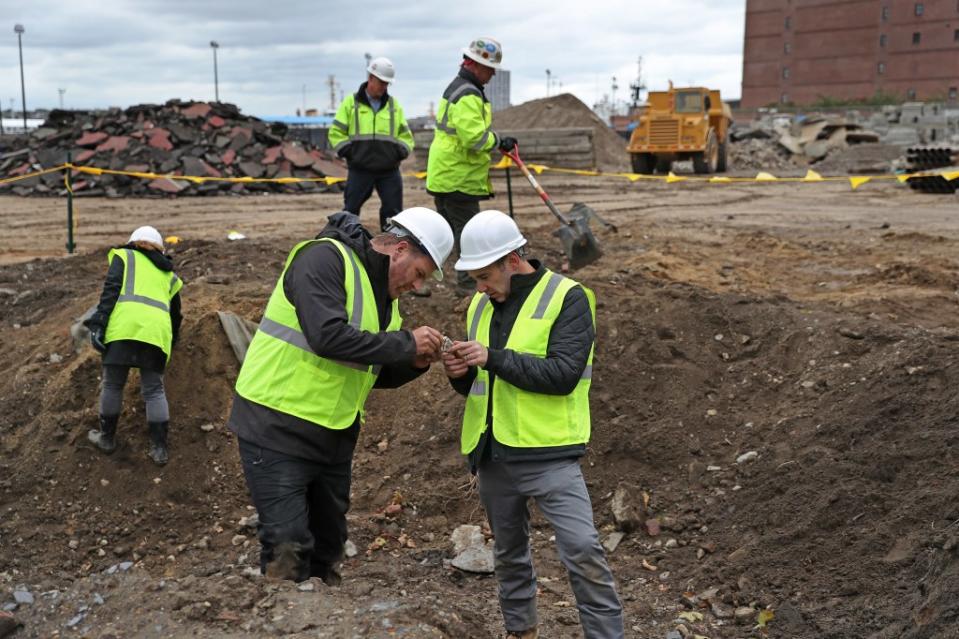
[100,364,169,423]
[343,166,403,231]
[237,437,351,583]
[433,193,480,292]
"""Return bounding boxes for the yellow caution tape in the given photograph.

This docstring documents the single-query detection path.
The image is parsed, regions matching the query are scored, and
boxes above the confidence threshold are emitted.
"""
[2,162,957,194]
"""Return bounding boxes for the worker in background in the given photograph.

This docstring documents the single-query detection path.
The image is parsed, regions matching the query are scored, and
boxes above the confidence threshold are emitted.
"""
[228,208,453,584]
[329,57,415,232]
[442,211,624,639]
[85,225,183,466]
[427,37,517,297]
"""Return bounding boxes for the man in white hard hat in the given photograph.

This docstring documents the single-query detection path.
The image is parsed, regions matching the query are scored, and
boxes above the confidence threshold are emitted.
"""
[329,56,415,231]
[229,208,453,584]
[442,211,624,639]
[427,38,518,296]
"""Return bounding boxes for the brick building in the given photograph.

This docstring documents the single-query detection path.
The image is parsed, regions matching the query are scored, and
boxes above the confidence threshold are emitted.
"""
[742,0,959,107]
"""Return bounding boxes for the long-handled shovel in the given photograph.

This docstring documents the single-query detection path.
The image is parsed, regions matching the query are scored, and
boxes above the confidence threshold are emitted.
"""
[502,146,615,270]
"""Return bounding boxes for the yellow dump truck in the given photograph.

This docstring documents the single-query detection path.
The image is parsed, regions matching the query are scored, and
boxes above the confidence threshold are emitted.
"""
[627,85,732,174]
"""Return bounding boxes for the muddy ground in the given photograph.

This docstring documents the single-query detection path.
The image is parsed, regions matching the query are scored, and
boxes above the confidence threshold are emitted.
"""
[1,175,958,639]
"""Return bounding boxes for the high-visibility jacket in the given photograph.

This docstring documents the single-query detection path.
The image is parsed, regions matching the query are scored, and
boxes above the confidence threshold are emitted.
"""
[426,69,499,197]
[103,248,182,361]
[328,83,414,174]
[460,271,596,455]
[235,238,402,429]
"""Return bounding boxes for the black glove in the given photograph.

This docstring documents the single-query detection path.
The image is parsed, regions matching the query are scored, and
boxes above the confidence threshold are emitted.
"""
[497,136,517,153]
[90,326,107,354]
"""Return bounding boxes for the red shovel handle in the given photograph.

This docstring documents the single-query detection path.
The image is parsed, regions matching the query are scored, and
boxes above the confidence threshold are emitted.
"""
[502,146,572,226]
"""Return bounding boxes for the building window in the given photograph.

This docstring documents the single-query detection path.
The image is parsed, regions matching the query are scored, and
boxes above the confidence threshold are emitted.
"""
[879,34,887,47]
[784,16,791,30]
[949,87,958,100]
[783,67,790,79]
[781,93,790,104]
[913,32,921,44]
[882,5,890,21]
[954,28,959,42]
[784,42,791,54]
[907,88,917,99]
[878,62,886,74]
[915,3,924,16]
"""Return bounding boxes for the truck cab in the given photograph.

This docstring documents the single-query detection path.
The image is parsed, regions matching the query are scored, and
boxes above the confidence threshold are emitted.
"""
[627,86,731,174]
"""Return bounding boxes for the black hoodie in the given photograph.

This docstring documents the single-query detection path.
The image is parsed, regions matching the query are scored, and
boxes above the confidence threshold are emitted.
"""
[85,245,182,373]
[228,212,426,463]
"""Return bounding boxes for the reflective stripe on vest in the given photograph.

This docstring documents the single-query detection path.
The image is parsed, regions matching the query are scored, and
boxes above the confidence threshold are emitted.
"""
[460,271,595,454]
[103,248,182,360]
[234,238,402,429]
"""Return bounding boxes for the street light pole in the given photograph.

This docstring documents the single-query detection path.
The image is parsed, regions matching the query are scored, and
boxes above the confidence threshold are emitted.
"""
[14,24,26,130]
[210,40,220,102]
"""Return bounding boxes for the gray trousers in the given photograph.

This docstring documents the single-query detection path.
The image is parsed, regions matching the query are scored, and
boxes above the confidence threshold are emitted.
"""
[433,194,480,291]
[100,364,169,423]
[477,457,625,638]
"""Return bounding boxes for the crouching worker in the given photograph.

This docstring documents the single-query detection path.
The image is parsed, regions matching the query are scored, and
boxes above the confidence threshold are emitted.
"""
[442,210,625,639]
[85,225,183,466]
[228,209,453,584]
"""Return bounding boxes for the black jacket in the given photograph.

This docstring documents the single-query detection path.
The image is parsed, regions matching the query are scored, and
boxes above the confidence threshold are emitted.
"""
[338,82,410,174]
[228,212,426,463]
[85,245,182,374]
[449,261,595,469]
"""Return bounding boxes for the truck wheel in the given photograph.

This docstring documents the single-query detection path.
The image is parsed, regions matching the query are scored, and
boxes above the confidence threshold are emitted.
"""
[630,153,655,174]
[655,158,672,174]
[717,133,729,173]
[693,130,719,174]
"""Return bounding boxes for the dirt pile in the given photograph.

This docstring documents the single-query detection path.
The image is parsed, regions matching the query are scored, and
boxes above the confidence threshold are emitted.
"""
[1,212,958,638]
[493,93,629,172]
[0,100,345,198]
[727,138,798,172]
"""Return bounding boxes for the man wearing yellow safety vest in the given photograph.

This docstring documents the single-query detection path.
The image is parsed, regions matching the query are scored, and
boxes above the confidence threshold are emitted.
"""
[328,57,415,232]
[442,211,624,639]
[228,208,453,584]
[427,37,517,296]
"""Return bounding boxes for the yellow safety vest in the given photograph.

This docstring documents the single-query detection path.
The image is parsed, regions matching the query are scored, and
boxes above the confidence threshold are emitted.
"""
[103,248,182,361]
[235,238,402,429]
[460,271,596,454]
[426,74,497,196]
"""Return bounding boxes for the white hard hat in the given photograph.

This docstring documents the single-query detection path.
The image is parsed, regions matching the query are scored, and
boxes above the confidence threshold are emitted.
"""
[129,225,164,250]
[367,57,395,83]
[387,207,454,281]
[455,210,526,271]
[462,37,502,69]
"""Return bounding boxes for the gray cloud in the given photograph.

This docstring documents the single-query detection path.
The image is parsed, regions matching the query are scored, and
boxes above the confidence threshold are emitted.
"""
[1,0,745,117]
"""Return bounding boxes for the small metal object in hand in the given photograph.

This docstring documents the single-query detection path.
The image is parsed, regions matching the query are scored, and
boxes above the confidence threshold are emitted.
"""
[441,336,454,353]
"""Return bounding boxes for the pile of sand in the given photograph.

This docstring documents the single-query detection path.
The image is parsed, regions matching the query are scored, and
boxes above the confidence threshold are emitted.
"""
[493,93,629,172]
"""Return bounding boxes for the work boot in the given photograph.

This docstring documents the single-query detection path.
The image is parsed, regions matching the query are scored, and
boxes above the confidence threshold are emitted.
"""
[147,421,169,465]
[88,414,118,454]
[505,628,538,639]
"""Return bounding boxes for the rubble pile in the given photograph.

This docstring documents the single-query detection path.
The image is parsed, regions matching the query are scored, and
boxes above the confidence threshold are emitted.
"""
[0,100,345,197]
[726,138,797,171]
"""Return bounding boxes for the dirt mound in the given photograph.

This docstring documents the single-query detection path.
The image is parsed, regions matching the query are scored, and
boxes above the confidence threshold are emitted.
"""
[493,93,629,172]
[814,143,905,175]
[1,219,958,638]
[0,100,345,198]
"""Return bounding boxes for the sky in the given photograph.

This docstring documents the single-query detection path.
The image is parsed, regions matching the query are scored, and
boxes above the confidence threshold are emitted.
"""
[0,0,746,120]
